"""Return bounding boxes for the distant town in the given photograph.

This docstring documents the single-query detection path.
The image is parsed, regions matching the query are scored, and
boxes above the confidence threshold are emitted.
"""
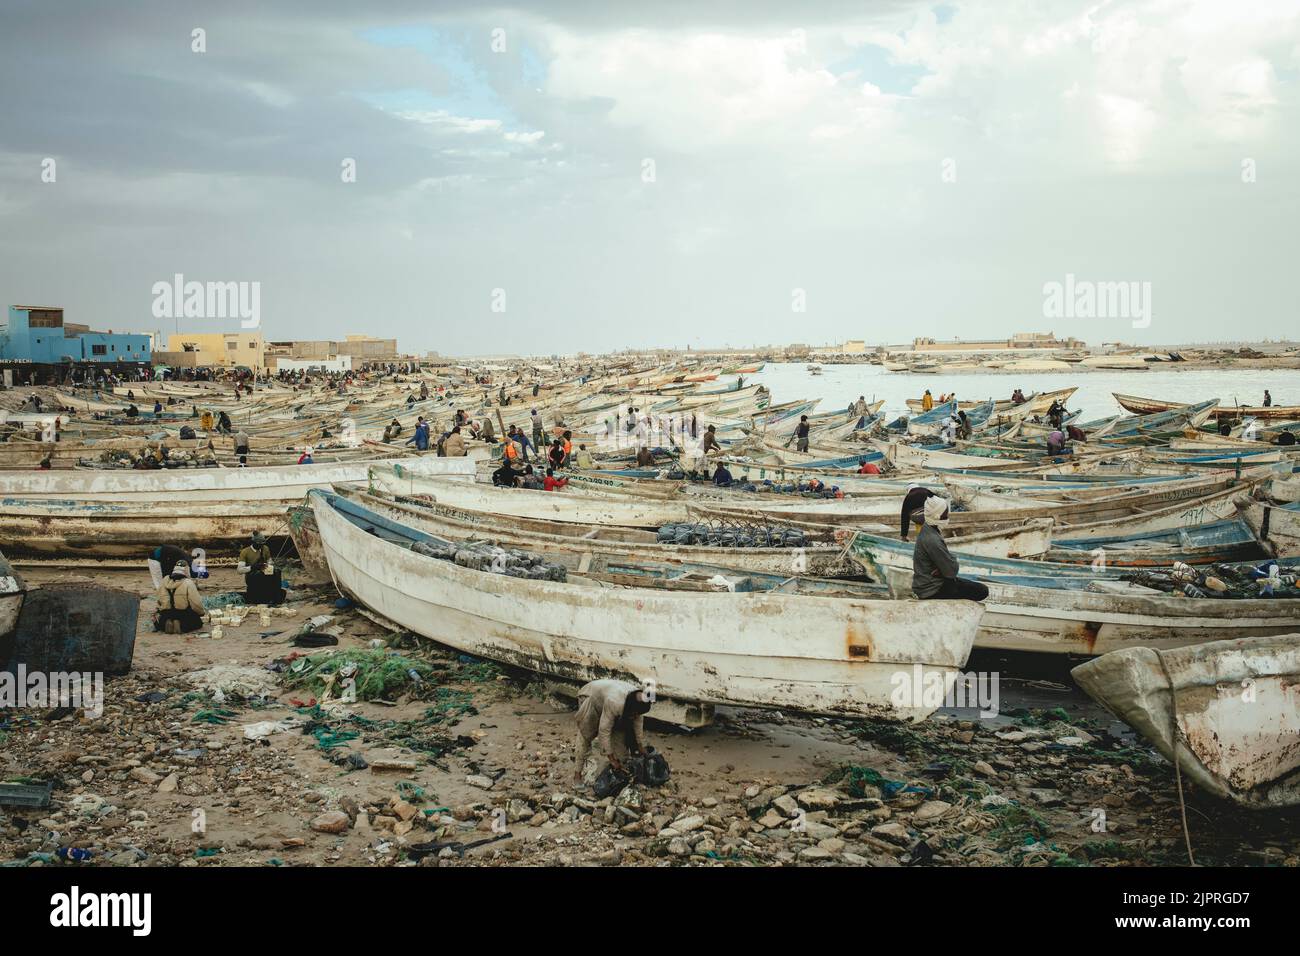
[3,306,1299,388]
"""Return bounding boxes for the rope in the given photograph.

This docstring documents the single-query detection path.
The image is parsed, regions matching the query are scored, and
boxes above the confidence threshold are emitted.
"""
[1152,647,1196,866]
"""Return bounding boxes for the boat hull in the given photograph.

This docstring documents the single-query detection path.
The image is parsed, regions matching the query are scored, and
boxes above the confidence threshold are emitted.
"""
[310,491,982,720]
[0,456,477,503]
[1072,634,1300,807]
[850,534,1300,655]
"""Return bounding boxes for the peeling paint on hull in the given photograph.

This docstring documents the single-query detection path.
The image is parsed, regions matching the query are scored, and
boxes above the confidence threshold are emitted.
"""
[1073,634,1300,807]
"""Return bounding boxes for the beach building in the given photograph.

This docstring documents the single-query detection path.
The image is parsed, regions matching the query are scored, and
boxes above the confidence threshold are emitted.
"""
[1,306,151,363]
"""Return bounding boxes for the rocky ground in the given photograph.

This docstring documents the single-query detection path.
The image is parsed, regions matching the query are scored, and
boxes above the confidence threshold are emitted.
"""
[2,562,1299,869]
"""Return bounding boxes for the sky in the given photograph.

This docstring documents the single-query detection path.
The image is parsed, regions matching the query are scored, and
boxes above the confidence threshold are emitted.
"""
[1,0,1297,356]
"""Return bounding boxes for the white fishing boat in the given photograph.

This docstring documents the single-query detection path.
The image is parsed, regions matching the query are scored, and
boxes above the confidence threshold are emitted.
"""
[336,484,862,577]
[945,481,1253,541]
[0,456,477,503]
[850,534,1300,655]
[371,464,689,527]
[0,497,289,556]
[1071,634,1300,807]
[1272,476,1300,504]
[308,490,983,720]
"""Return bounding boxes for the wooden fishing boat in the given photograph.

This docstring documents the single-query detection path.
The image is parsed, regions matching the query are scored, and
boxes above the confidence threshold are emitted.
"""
[900,400,956,435]
[0,497,290,557]
[1071,634,1300,807]
[374,463,1049,557]
[371,465,690,527]
[307,490,983,720]
[1046,518,1268,567]
[333,484,863,578]
[287,504,331,579]
[955,481,1254,542]
[0,455,477,503]
[849,534,1300,655]
[980,387,1080,427]
[1115,392,1299,421]
[1271,476,1300,503]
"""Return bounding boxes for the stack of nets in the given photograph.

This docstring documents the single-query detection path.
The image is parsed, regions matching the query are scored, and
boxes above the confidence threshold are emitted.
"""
[656,520,808,549]
[412,539,567,581]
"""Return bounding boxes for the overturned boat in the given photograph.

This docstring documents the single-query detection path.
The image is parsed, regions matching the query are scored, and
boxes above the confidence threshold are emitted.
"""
[0,550,140,677]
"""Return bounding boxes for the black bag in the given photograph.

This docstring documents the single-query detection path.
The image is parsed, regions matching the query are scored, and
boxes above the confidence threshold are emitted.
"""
[629,747,671,788]
[592,765,630,799]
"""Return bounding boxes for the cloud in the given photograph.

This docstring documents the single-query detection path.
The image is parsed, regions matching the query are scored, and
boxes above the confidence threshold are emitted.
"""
[0,0,1296,355]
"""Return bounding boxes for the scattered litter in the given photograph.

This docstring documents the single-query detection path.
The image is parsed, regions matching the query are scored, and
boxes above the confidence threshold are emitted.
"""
[243,718,304,740]
[406,832,513,860]
[184,663,281,700]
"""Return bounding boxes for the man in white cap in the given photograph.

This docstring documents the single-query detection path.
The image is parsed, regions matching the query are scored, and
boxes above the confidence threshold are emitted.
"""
[912,496,989,601]
[572,678,654,785]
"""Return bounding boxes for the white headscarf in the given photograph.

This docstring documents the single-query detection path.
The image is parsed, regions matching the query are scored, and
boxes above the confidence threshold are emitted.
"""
[923,495,950,528]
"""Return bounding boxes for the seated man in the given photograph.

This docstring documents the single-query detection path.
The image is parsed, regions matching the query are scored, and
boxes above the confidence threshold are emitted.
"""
[911,497,989,602]
[239,532,286,606]
[491,461,519,486]
[713,462,734,487]
[156,562,206,634]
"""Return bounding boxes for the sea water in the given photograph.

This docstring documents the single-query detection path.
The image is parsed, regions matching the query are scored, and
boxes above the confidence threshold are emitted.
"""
[745,363,1300,422]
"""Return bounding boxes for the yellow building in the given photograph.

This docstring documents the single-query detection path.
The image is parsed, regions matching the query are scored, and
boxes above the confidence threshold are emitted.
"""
[166,332,266,369]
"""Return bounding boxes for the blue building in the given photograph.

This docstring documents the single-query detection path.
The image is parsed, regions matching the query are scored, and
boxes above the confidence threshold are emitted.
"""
[1,306,151,363]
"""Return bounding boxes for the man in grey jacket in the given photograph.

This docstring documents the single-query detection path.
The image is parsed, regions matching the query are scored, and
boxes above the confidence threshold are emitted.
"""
[912,496,990,601]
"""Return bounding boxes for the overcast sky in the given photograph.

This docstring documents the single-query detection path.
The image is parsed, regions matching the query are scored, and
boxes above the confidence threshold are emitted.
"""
[1,0,1296,356]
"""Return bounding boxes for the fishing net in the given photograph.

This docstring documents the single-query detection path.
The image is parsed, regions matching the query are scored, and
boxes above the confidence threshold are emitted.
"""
[411,539,567,581]
[281,648,441,701]
[656,518,809,549]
